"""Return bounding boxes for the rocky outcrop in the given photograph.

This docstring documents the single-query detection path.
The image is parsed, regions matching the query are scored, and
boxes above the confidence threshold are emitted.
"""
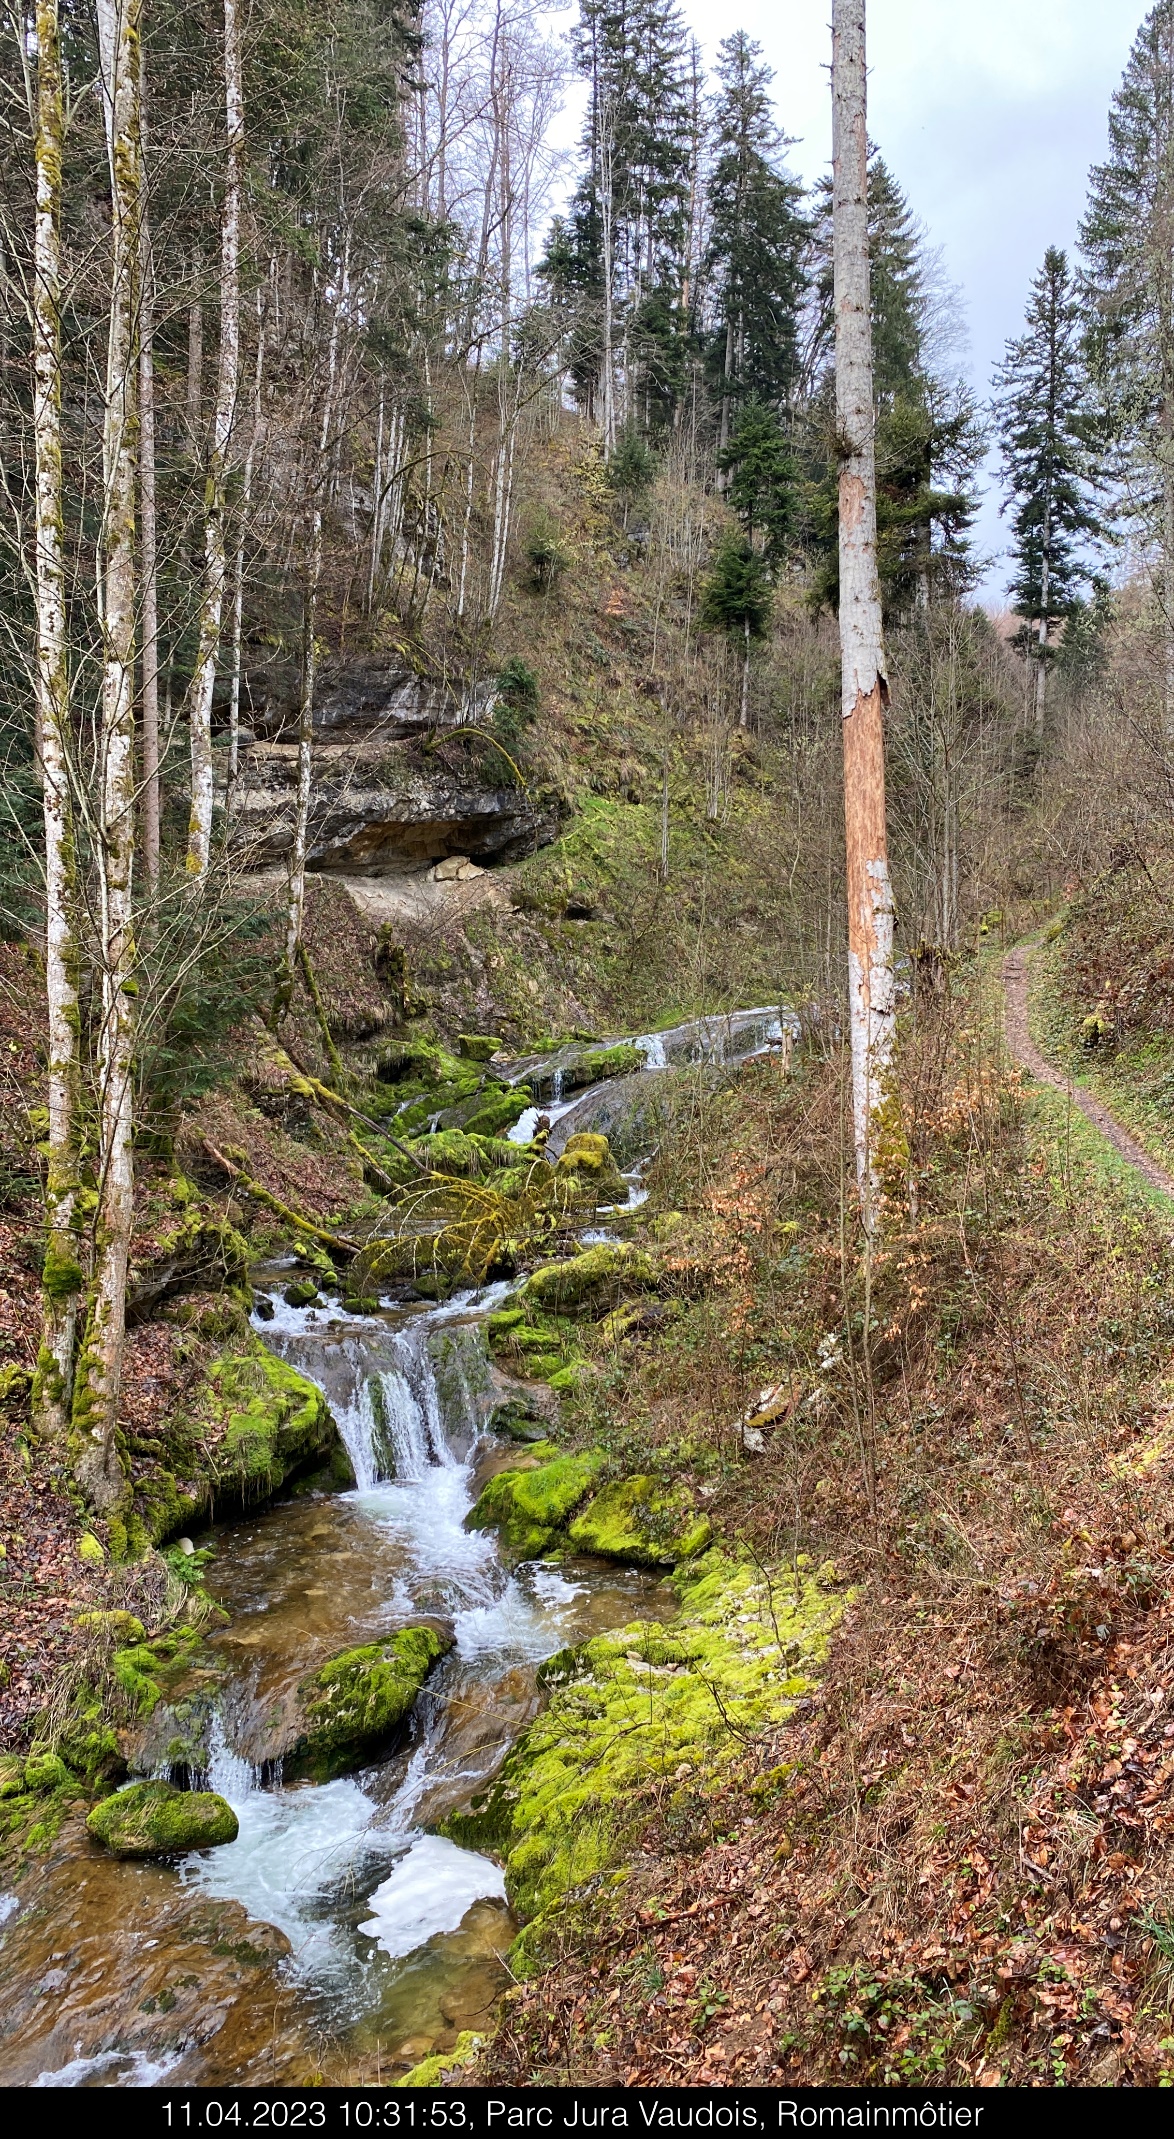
[235,657,485,747]
[229,742,563,874]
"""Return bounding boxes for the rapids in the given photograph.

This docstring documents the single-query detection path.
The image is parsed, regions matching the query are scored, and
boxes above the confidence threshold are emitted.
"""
[0,1006,791,2086]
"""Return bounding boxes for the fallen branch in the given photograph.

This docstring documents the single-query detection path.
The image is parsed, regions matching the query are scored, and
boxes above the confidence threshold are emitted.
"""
[200,1138,360,1259]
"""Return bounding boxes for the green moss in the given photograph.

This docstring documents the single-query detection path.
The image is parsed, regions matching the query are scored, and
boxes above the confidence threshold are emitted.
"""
[289,1624,452,1782]
[466,1451,604,1559]
[41,1242,84,1302]
[568,1476,711,1565]
[459,1034,500,1061]
[139,1337,340,1540]
[86,1780,238,1857]
[398,2031,486,2087]
[573,1044,644,1085]
[0,1756,26,1799]
[444,1556,844,1957]
[461,1087,533,1139]
[523,1242,656,1316]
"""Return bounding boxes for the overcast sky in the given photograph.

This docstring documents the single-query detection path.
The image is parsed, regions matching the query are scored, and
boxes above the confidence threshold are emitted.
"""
[670,0,1145,601]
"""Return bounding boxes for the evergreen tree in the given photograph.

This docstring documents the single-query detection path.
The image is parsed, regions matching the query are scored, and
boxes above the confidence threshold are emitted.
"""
[699,529,772,728]
[546,0,695,441]
[717,397,796,559]
[993,246,1100,729]
[1080,0,1174,723]
[704,33,807,441]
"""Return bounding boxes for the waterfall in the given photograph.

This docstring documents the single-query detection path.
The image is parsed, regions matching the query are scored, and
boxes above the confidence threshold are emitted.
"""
[635,1033,667,1069]
[552,1066,564,1103]
[333,1319,483,1489]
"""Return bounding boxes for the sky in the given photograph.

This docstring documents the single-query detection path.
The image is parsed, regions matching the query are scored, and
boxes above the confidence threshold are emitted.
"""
[673,0,1146,602]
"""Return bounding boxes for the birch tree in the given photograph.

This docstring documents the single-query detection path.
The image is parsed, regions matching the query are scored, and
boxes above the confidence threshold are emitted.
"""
[74,0,142,1512]
[832,0,895,1223]
[30,0,81,1441]
[186,0,244,880]
[137,33,160,885]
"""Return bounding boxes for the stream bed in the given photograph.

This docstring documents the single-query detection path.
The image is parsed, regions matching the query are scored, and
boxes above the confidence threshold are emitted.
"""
[0,1006,790,2087]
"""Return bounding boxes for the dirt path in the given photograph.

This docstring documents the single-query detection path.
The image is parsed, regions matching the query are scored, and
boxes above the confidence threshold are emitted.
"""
[1003,943,1174,1202]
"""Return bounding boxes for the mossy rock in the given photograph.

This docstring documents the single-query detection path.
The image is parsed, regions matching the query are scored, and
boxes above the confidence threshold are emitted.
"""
[86,1780,238,1857]
[74,1609,145,1644]
[204,1340,338,1512]
[522,1242,655,1316]
[466,1451,604,1559]
[0,1755,27,1800]
[283,1278,320,1308]
[398,2031,486,2088]
[460,1087,533,1139]
[23,1750,74,1793]
[568,1477,711,1566]
[553,1132,627,1200]
[287,1624,452,1783]
[443,1556,845,1950]
[568,1044,644,1089]
[458,1034,500,1061]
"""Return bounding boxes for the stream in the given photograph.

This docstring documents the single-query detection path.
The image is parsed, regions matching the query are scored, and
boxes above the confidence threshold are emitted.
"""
[0,1006,791,2088]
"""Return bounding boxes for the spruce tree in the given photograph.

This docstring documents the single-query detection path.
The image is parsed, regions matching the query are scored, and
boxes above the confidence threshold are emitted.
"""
[993,247,1100,730]
[1080,0,1174,723]
[704,33,807,441]
[717,398,796,560]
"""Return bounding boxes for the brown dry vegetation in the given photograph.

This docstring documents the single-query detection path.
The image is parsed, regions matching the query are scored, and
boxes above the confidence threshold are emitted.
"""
[473,965,1174,2088]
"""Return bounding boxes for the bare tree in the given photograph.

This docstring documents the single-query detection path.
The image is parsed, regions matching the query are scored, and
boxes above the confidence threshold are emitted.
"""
[76,0,142,1510]
[138,34,160,886]
[186,0,244,880]
[29,0,81,1440]
[832,0,895,1222]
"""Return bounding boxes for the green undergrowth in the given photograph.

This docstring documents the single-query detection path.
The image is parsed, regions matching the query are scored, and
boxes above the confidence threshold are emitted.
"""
[442,1553,845,1970]
[1025,945,1174,1220]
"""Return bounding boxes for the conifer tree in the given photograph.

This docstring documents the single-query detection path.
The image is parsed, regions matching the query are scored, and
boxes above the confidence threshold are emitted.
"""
[994,247,1100,731]
[1080,0,1174,725]
[705,33,807,444]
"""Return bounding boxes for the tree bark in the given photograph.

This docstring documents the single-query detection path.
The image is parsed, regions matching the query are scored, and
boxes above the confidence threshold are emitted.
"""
[228,285,269,790]
[185,0,244,881]
[833,0,895,1227]
[138,33,160,887]
[31,0,82,1441]
[76,0,142,1514]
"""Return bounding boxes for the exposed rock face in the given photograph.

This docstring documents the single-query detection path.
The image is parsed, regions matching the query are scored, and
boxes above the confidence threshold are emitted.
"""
[233,657,486,745]
[229,742,563,874]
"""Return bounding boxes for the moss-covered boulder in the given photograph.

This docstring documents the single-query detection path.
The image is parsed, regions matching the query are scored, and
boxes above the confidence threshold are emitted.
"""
[286,1624,452,1782]
[568,1044,644,1089]
[554,1132,627,1201]
[0,1755,27,1800]
[466,1451,604,1559]
[443,1556,845,1952]
[522,1241,655,1316]
[568,1477,711,1566]
[86,1780,238,1857]
[458,1034,501,1062]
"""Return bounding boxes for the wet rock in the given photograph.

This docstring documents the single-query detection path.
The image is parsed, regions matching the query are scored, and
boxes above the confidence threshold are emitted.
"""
[285,1622,454,1783]
[86,1780,239,1857]
[229,743,564,875]
[465,1452,604,1560]
[568,1478,712,1567]
[522,1241,656,1317]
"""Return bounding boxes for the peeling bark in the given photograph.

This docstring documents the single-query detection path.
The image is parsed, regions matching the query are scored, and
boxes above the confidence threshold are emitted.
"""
[833,0,895,1225]
[31,0,81,1440]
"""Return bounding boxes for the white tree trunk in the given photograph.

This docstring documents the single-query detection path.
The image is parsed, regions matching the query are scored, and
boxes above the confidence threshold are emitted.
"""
[283,288,342,993]
[228,285,269,789]
[833,0,895,1226]
[138,34,160,887]
[31,0,82,1441]
[185,0,244,880]
[77,0,141,1514]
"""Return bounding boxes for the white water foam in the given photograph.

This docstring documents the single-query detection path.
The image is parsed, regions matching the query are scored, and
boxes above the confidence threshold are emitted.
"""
[359,1835,506,1959]
[0,1892,18,1926]
[34,2049,182,2088]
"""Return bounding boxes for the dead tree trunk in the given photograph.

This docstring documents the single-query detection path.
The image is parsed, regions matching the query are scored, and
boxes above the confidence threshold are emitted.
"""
[138,34,160,886]
[31,0,82,1440]
[832,0,895,1227]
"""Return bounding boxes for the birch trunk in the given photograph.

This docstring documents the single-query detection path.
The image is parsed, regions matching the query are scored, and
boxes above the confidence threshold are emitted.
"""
[138,35,160,886]
[185,0,243,881]
[1034,520,1050,734]
[832,0,895,1227]
[76,0,141,1512]
[281,294,342,1000]
[228,287,269,789]
[31,0,82,1440]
